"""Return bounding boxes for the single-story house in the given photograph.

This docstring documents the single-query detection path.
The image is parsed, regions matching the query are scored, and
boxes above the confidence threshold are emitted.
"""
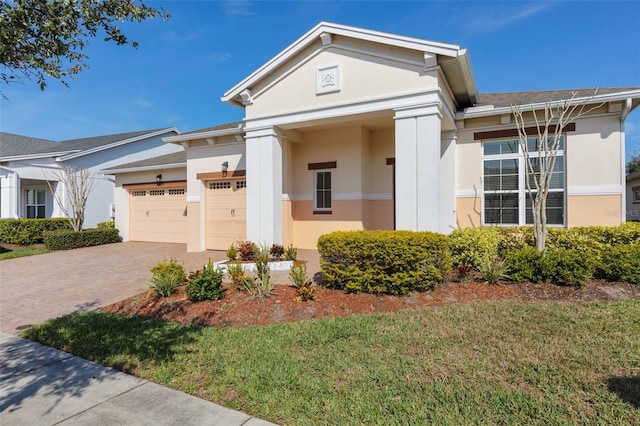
[627,171,640,221]
[0,128,182,228]
[104,22,640,251]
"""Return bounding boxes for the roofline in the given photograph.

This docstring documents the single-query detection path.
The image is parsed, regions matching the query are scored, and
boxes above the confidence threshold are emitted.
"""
[456,49,479,104]
[457,89,640,119]
[627,170,640,181]
[0,151,79,162]
[101,162,187,175]
[163,124,244,144]
[58,127,181,161]
[222,21,469,106]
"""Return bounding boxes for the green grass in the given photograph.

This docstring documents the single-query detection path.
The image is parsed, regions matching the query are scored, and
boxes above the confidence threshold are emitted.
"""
[23,300,640,425]
[0,245,49,260]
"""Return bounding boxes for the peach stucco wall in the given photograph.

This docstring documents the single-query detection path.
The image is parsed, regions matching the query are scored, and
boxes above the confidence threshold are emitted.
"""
[456,197,482,229]
[567,195,622,227]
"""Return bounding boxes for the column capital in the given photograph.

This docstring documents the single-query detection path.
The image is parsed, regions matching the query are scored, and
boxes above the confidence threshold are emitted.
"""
[393,103,442,120]
[243,125,282,139]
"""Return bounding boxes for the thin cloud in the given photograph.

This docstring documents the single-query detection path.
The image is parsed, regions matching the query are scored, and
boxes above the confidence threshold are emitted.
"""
[134,96,154,108]
[457,2,552,36]
[223,0,254,17]
[158,29,204,44]
[208,52,231,63]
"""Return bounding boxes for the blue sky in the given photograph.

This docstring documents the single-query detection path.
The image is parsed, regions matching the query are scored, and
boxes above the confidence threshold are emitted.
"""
[1,0,639,157]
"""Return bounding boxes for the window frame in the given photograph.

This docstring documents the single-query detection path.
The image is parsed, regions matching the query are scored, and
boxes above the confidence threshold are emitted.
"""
[481,137,566,227]
[25,188,46,219]
[313,170,332,213]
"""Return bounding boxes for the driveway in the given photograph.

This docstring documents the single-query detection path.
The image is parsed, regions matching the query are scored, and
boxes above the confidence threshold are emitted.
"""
[0,242,322,335]
[0,242,226,334]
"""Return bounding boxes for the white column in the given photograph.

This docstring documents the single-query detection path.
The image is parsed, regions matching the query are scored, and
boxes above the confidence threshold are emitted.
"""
[440,131,457,233]
[0,169,19,218]
[394,105,442,232]
[245,127,283,246]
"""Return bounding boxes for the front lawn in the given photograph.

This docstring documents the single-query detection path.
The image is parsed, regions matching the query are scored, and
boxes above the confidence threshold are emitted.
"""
[23,300,640,425]
[0,243,49,260]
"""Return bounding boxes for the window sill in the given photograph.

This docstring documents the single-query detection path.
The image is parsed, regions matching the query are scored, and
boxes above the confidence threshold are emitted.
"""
[313,210,332,215]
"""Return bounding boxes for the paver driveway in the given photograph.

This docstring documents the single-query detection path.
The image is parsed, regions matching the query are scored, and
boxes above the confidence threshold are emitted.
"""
[0,242,226,334]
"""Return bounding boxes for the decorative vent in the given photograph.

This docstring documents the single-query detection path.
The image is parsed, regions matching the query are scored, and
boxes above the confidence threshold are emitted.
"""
[150,189,165,196]
[209,181,231,190]
[236,180,247,189]
[168,188,185,195]
[131,190,146,197]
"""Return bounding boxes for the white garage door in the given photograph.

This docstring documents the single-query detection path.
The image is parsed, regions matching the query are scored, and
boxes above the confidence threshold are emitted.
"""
[205,179,246,250]
[129,185,187,244]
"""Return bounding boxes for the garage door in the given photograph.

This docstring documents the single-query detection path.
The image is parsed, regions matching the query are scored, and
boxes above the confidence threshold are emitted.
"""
[205,179,246,250]
[129,185,187,243]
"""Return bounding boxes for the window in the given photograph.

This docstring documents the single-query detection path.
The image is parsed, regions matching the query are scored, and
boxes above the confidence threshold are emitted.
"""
[314,171,332,211]
[634,188,640,204]
[483,137,565,226]
[26,188,46,218]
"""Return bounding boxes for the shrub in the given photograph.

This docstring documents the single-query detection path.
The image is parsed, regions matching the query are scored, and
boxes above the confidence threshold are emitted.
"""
[96,221,115,229]
[269,244,285,260]
[285,244,297,261]
[289,263,315,302]
[505,247,595,286]
[237,241,257,261]
[0,218,72,245]
[186,260,226,301]
[250,245,274,298]
[478,258,510,283]
[449,227,527,270]
[43,228,121,250]
[317,230,451,295]
[148,257,186,297]
[226,244,238,261]
[453,265,474,284]
[597,244,640,284]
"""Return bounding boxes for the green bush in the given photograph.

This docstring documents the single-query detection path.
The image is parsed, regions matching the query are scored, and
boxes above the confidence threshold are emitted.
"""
[96,221,115,229]
[285,244,297,261]
[186,260,226,301]
[43,228,121,250]
[148,257,186,297]
[505,247,595,286]
[0,218,72,245]
[317,230,451,295]
[449,227,528,270]
[597,244,640,284]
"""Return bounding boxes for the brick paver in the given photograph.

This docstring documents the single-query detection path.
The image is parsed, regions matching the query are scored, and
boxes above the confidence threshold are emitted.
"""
[0,242,321,334]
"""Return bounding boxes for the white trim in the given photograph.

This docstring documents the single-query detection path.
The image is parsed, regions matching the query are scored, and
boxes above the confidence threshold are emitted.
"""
[0,151,78,162]
[222,21,466,105]
[101,163,186,175]
[244,90,443,130]
[456,189,480,198]
[186,195,201,203]
[58,128,180,161]
[163,125,243,144]
[458,89,640,119]
[284,192,392,201]
[567,185,623,196]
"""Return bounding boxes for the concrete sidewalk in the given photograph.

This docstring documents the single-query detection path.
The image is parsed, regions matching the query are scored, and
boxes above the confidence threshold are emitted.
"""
[0,332,277,425]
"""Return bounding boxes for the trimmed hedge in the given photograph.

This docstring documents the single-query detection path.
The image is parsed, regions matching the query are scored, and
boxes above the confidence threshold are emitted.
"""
[317,230,451,295]
[505,247,596,286]
[97,221,115,229]
[0,218,72,245]
[596,244,640,284]
[43,228,121,250]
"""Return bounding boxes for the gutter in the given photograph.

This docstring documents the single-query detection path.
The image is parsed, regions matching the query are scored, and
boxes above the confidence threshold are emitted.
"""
[101,162,187,175]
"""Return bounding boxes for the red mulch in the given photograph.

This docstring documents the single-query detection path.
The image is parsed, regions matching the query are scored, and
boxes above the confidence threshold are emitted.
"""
[103,278,640,328]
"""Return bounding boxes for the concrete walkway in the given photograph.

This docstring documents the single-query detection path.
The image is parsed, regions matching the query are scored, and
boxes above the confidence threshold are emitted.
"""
[0,242,321,425]
[0,332,275,425]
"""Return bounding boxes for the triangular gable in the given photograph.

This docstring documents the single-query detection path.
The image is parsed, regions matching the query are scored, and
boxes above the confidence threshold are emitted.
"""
[222,22,478,109]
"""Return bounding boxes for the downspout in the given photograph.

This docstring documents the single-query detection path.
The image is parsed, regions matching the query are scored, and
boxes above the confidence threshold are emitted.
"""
[620,98,633,224]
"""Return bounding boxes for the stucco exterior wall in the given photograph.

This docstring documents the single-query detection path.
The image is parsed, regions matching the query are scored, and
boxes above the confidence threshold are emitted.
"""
[245,39,438,119]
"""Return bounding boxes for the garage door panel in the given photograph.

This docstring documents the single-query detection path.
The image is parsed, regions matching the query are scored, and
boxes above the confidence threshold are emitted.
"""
[205,179,247,250]
[129,187,187,244]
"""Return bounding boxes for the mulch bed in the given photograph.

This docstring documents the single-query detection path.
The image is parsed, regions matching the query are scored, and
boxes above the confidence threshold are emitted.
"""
[103,278,640,328]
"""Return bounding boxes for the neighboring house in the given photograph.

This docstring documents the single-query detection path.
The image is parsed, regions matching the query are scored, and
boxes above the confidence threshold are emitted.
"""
[103,22,640,251]
[0,128,182,228]
[627,171,640,221]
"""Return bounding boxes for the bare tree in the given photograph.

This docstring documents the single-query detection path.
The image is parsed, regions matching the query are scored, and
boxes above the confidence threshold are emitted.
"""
[511,91,603,252]
[46,165,96,231]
